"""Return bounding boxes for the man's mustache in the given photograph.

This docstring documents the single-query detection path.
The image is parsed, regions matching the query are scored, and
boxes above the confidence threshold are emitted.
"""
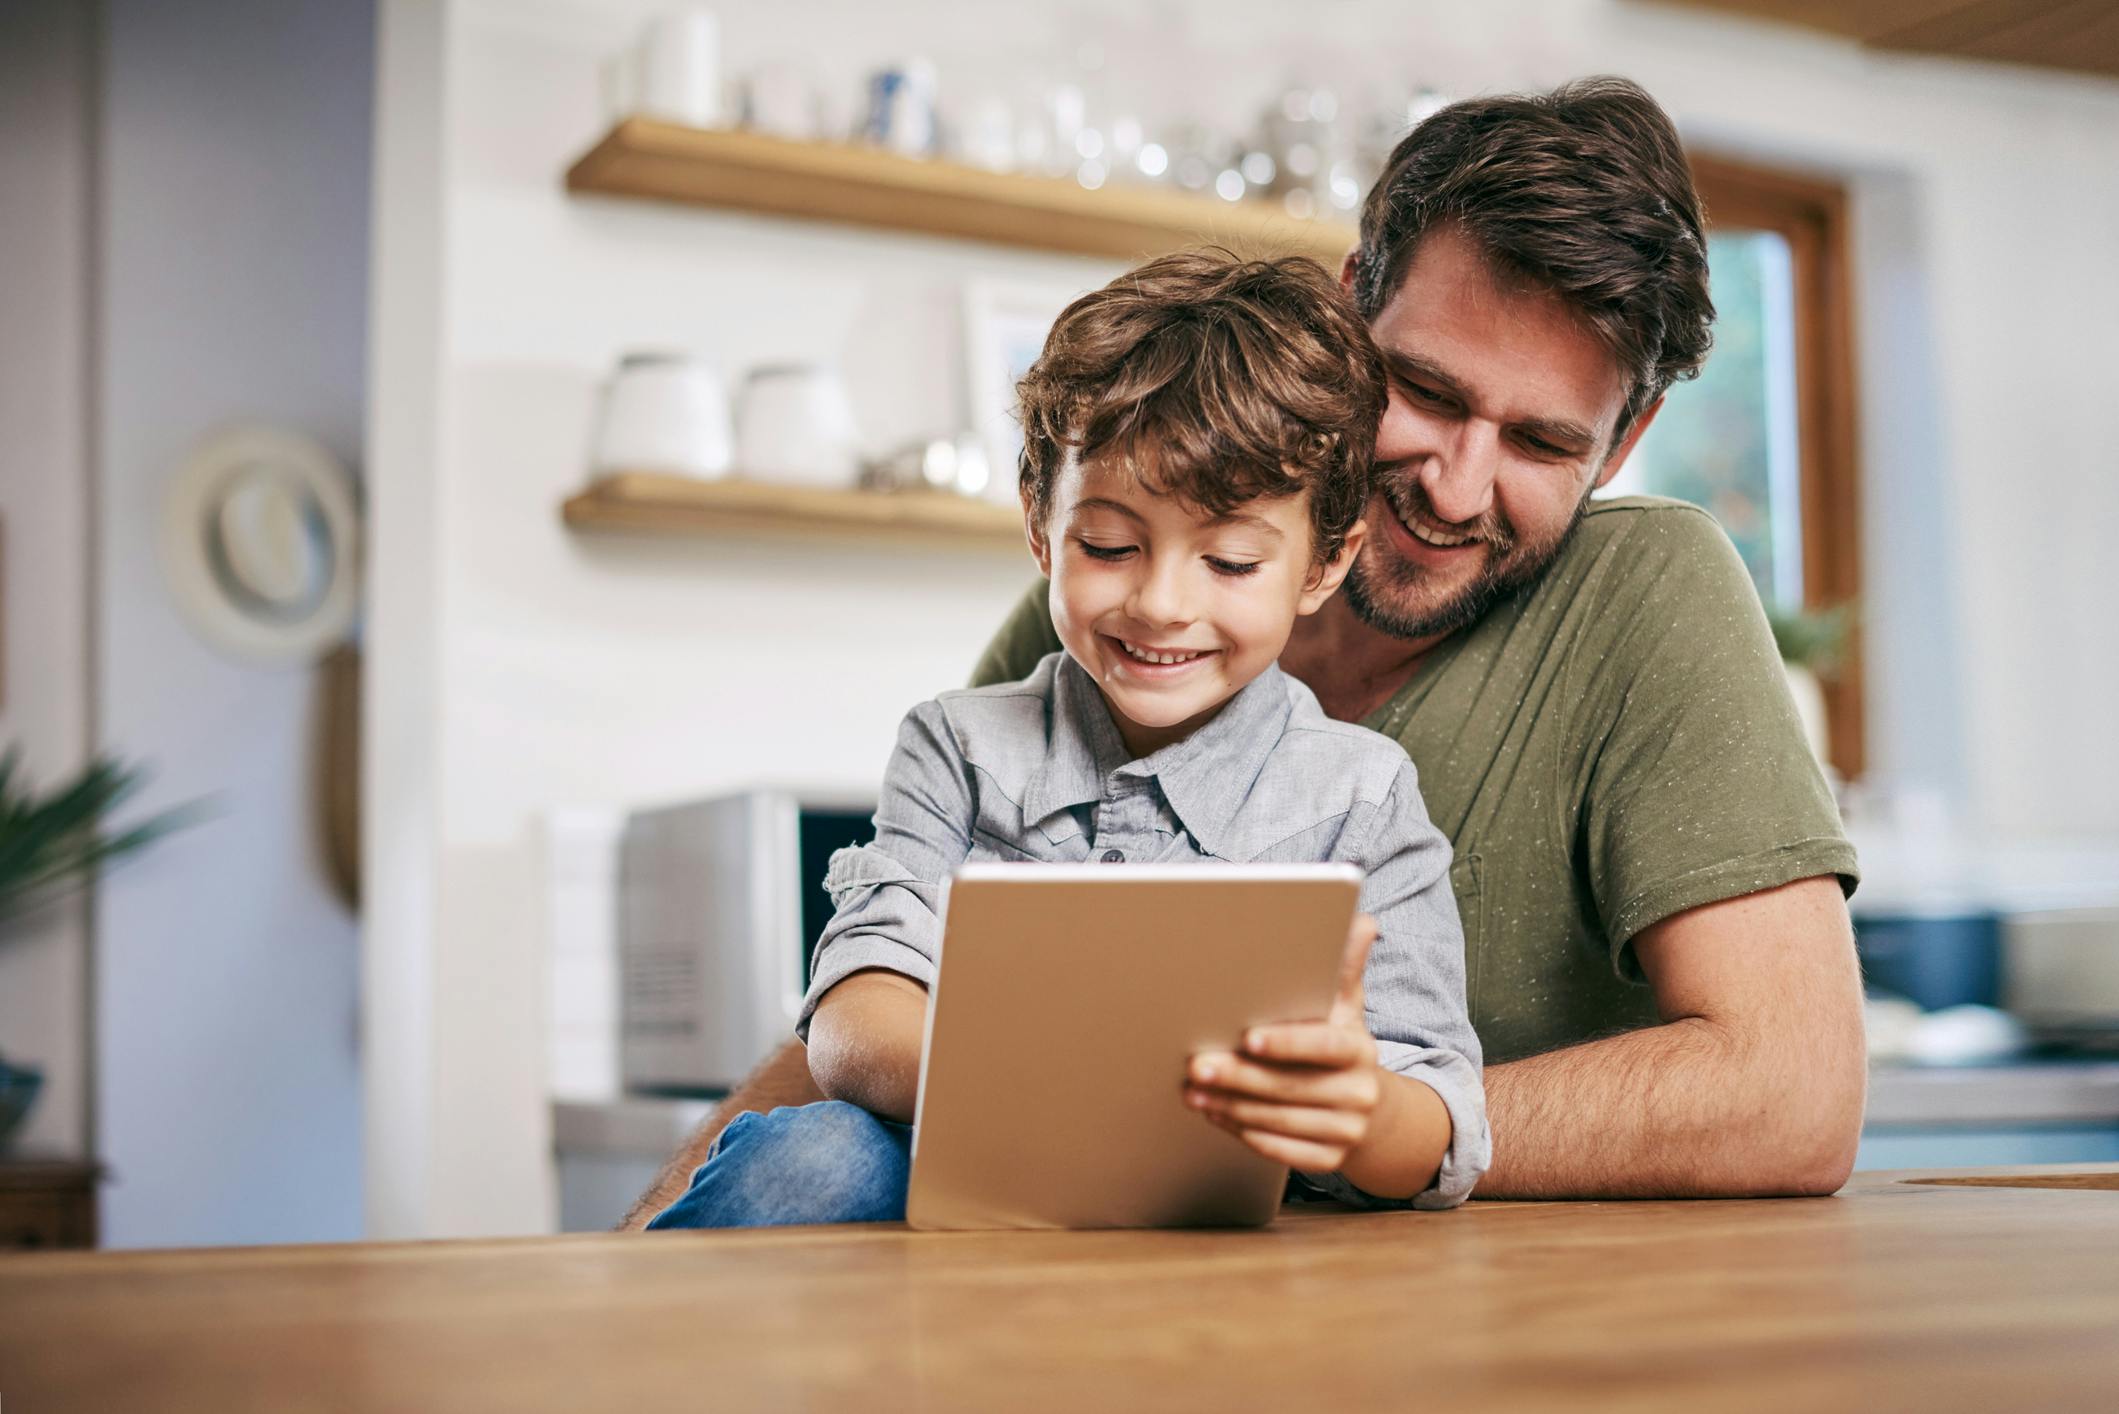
[1370,466,1517,554]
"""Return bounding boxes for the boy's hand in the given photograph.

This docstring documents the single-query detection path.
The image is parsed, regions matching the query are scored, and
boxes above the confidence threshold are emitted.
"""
[1184,912,1382,1173]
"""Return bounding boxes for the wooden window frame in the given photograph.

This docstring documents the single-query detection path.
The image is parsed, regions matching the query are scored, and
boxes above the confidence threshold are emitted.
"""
[1686,154,1866,779]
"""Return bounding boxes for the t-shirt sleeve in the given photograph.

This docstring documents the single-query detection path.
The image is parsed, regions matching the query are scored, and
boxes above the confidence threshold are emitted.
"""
[795,699,974,1039]
[1307,758,1491,1212]
[968,579,1061,688]
[1572,506,1860,980]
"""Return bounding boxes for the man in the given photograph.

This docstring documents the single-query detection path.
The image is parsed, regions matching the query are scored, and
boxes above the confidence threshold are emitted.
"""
[622,76,1864,1227]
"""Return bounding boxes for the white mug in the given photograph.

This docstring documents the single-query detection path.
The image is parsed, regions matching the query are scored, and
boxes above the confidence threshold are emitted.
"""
[602,9,722,128]
[736,364,860,488]
[593,353,732,479]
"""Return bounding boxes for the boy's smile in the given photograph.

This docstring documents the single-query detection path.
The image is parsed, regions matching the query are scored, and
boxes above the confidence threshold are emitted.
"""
[1026,451,1363,759]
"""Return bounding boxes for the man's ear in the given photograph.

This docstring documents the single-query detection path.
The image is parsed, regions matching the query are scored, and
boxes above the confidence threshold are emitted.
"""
[1298,519,1367,615]
[1594,397,1664,491]
[1022,487,1053,577]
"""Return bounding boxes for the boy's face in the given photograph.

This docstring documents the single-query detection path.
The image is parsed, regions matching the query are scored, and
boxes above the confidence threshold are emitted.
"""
[1026,453,1364,758]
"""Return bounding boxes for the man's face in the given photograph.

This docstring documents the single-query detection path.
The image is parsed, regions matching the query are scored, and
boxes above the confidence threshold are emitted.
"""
[1344,223,1655,642]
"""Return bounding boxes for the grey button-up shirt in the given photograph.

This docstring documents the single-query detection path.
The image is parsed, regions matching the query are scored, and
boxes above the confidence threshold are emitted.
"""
[800,651,1489,1209]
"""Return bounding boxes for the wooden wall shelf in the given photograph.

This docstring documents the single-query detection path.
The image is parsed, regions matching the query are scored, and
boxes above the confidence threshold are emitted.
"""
[565,119,1361,266]
[562,472,1028,548]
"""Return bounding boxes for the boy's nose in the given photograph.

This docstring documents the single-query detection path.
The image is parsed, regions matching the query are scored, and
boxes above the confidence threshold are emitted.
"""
[1126,560,1195,629]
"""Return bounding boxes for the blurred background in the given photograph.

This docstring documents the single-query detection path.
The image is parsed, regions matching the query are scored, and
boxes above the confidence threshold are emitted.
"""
[1,0,2115,1250]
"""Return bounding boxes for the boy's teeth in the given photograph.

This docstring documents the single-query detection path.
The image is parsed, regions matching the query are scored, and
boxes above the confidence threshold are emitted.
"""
[1121,639,1203,665]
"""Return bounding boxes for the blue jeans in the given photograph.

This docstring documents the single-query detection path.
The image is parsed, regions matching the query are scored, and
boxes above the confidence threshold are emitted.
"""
[645,1100,913,1229]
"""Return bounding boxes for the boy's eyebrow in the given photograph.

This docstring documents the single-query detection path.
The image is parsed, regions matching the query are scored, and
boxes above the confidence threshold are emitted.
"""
[1072,498,1285,540]
[1203,510,1284,539]
[1070,497,1146,522]
[1383,350,1598,451]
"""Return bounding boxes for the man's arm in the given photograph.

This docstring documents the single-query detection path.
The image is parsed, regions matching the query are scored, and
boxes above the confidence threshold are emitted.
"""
[1476,875,1866,1200]
[616,1040,822,1230]
[614,966,932,1231]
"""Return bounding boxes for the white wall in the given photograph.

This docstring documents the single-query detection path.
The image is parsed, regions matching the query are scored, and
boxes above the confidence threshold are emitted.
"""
[92,0,371,1247]
[0,0,96,1158]
[368,0,2119,1236]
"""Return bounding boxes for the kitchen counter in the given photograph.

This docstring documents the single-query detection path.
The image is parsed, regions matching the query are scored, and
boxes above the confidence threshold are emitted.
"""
[557,1060,2119,1156]
[4,1164,2116,1411]
[1867,1060,2119,1127]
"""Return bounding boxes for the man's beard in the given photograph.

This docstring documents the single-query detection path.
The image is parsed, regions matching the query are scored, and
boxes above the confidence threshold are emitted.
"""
[1342,477,1594,642]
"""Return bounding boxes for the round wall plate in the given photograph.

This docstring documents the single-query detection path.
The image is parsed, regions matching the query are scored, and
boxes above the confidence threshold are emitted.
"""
[160,424,361,664]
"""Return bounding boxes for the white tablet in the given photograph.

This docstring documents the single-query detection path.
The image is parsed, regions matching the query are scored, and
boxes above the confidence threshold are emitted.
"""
[905,863,1361,1231]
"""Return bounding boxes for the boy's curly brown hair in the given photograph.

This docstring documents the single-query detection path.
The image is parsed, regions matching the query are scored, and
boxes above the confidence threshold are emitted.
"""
[1015,249,1384,565]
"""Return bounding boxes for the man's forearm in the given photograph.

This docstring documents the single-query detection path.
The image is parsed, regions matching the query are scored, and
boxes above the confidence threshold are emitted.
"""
[620,971,929,1232]
[1476,1013,1866,1200]
[617,1040,823,1230]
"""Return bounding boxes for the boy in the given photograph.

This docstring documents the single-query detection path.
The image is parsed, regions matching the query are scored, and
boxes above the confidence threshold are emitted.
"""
[648,251,1487,1228]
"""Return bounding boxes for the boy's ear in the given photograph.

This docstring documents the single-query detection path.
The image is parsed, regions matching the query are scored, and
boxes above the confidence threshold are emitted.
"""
[1297,519,1367,616]
[1022,486,1053,576]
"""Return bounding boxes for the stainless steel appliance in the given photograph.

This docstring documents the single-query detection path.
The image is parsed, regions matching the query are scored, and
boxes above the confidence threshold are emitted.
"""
[619,788,874,1093]
[2005,907,2119,1042]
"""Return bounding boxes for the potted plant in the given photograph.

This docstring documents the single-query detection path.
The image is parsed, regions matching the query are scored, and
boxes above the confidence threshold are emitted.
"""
[1764,602,1852,770]
[0,751,190,1147]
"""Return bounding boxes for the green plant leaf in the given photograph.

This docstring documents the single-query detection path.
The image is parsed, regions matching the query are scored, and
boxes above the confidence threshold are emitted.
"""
[0,750,195,923]
[1765,601,1855,676]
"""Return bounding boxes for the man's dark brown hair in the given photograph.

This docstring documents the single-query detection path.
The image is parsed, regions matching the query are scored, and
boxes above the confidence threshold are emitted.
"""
[1350,76,1715,440]
[1016,249,1384,564]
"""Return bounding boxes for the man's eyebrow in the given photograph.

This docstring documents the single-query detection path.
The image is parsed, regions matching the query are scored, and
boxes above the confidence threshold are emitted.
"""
[1382,350,1467,399]
[1383,350,1598,450]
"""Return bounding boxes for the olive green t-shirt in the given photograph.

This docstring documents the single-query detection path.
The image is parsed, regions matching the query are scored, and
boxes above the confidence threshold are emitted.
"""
[968,495,1860,1064]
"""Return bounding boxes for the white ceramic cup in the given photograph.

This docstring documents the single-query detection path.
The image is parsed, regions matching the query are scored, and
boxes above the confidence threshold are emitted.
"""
[736,364,860,488]
[593,353,732,479]
[602,9,722,128]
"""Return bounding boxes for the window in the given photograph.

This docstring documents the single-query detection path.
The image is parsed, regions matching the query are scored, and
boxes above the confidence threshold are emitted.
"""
[1601,157,1864,776]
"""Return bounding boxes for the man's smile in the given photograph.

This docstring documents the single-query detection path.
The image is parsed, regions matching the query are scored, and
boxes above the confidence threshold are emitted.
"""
[1381,482,1501,560]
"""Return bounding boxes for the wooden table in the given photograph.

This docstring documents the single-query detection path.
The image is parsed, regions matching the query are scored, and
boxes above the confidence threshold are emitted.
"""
[3,1166,2115,1412]
[0,1152,99,1251]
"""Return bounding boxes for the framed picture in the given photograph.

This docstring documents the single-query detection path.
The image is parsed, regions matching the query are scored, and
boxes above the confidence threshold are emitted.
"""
[962,277,1090,507]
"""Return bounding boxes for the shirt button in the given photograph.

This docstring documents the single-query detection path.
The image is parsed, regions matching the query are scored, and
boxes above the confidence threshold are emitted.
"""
[1100,849,1125,864]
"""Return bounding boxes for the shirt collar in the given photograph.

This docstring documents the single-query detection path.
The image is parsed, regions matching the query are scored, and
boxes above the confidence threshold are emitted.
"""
[1023,653,1294,859]
[1021,654,1131,826]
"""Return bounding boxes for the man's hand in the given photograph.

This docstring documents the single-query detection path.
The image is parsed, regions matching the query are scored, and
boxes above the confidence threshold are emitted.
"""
[1184,913,1384,1172]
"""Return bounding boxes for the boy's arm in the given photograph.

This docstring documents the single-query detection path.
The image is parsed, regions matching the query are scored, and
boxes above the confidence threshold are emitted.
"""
[794,699,975,1089]
[1190,761,1487,1207]
[1323,762,1488,1205]
[805,968,929,1122]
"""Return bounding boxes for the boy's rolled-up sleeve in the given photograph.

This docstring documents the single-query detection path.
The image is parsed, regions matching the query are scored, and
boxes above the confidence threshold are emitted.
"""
[795,700,975,1041]
[1308,758,1491,1211]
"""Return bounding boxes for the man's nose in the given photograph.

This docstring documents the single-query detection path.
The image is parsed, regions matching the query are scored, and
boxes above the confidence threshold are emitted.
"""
[1127,555,1195,628]
[1420,420,1500,525]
